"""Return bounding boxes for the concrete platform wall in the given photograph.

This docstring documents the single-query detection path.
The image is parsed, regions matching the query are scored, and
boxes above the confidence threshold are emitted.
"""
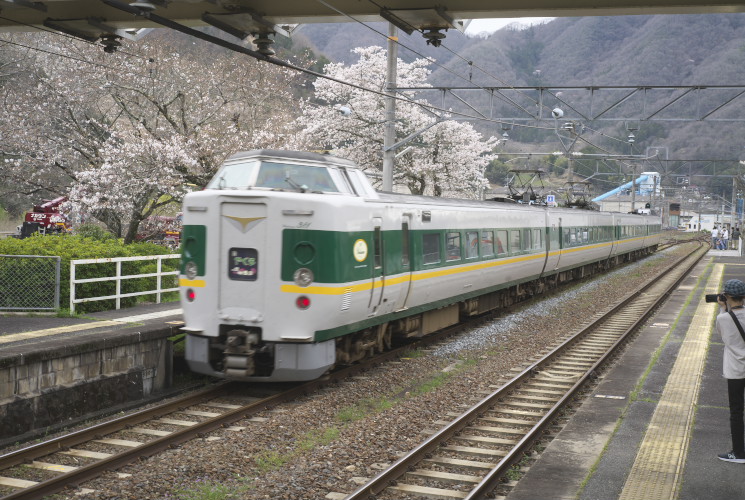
[0,329,173,443]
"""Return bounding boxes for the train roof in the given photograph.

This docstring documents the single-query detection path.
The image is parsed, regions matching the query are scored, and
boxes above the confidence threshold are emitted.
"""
[374,191,659,219]
[226,150,359,169]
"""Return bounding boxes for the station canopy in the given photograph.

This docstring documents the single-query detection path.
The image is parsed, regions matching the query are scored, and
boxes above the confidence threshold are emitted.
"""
[1,0,744,51]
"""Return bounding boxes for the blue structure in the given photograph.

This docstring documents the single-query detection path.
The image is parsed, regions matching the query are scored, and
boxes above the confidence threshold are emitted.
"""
[592,176,649,202]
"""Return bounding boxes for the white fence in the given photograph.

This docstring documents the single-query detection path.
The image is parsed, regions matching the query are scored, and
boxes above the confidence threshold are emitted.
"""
[69,254,180,313]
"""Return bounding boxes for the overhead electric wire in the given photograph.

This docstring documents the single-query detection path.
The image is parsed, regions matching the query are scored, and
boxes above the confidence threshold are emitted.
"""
[0,14,153,62]
[363,0,550,113]
[93,0,560,133]
[1,1,652,154]
[581,122,640,146]
[313,0,554,131]
[0,35,188,89]
[356,0,651,153]
[0,37,114,70]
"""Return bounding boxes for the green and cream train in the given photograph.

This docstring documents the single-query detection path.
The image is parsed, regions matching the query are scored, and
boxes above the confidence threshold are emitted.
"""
[179,150,661,381]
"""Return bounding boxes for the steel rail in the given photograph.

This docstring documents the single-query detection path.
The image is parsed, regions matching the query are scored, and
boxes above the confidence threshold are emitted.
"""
[0,382,236,470]
[0,316,478,500]
[465,243,706,499]
[345,242,705,500]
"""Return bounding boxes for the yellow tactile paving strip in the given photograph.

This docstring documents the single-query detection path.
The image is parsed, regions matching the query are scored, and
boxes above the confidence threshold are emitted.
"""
[618,263,722,500]
[0,309,181,345]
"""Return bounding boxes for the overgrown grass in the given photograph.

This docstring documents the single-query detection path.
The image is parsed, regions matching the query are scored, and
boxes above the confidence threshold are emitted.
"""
[411,372,451,395]
[254,426,343,474]
[172,476,252,500]
[298,427,340,451]
[400,348,426,359]
[254,450,291,473]
[337,396,395,423]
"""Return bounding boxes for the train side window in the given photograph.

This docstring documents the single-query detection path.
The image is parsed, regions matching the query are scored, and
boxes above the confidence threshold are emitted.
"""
[465,231,479,259]
[510,230,521,253]
[401,222,410,267]
[582,228,589,243]
[521,229,531,251]
[374,227,382,269]
[481,230,495,257]
[532,229,542,250]
[563,228,571,246]
[423,233,441,265]
[496,230,507,255]
[446,232,462,261]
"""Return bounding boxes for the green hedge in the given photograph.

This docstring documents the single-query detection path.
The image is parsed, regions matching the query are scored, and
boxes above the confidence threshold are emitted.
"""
[0,234,179,314]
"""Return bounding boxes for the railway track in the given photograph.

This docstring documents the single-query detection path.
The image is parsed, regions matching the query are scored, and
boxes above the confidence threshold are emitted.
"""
[338,242,706,500]
[0,382,290,499]
[0,316,493,499]
[0,243,695,500]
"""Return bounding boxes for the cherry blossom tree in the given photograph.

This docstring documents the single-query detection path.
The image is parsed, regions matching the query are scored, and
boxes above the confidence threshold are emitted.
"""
[1,32,302,242]
[294,46,498,197]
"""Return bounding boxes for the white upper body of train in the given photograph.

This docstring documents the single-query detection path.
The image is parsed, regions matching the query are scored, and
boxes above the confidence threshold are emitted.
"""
[179,150,661,381]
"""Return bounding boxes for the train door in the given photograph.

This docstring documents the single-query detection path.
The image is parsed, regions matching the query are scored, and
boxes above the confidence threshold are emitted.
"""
[367,218,385,314]
[396,214,414,310]
[539,213,552,275]
[553,217,563,271]
[219,201,267,316]
[609,216,620,256]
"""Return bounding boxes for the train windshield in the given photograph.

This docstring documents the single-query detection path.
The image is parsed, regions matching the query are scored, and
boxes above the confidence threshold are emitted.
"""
[206,160,351,193]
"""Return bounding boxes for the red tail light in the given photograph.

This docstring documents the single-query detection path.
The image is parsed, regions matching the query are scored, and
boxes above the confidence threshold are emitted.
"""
[186,289,196,302]
[296,296,310,309]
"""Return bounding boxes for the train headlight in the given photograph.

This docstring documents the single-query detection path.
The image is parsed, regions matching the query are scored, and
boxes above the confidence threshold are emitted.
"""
[293,268,314,287]
[185,261,198,280]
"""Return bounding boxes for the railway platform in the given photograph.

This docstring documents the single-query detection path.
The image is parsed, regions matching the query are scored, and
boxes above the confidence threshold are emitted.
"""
[0,302,183,446]
[0,301,181,338]
[508,248,745,500]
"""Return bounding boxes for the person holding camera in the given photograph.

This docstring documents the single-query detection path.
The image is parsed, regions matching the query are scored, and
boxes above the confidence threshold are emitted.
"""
[715,279,745,462]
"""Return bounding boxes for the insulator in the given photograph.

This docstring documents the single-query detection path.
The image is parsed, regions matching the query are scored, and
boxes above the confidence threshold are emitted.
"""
[253,35,275,56]
[100,34,122,54]
[423,29,446,47]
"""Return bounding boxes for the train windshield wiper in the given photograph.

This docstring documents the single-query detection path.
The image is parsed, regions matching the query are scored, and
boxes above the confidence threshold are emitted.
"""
[285,173,308,193]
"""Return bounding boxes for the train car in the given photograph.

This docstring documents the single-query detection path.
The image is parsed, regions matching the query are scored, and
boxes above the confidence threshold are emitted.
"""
[179,150,661,382]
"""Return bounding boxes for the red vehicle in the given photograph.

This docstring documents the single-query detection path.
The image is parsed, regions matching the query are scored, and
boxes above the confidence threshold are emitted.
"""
[136,213,182,249]
[17,196,72,238]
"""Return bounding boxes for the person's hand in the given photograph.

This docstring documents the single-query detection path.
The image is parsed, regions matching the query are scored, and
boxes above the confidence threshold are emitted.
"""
[718,294,728,308]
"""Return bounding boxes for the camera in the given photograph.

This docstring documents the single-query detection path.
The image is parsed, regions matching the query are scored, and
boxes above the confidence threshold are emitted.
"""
[705,293,726,303]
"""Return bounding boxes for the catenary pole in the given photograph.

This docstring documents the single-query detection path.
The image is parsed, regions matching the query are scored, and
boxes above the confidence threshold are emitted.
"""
[382,23,398,192]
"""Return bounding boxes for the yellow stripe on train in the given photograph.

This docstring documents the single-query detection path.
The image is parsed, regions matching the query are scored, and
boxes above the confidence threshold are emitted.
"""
[279,236,652,296]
